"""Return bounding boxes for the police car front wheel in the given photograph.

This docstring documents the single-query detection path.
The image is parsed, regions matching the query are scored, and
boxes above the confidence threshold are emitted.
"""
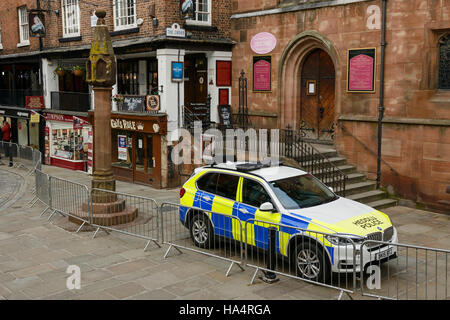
[293,242,331,283]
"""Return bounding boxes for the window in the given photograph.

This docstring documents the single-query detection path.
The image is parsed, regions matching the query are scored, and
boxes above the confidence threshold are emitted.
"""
[439,34,450,90]
[113,0,137,30]
[18,6,29,46]
[215,174,240,199]
[187,0,212,26]
[117,60,139,95]
[62,0,80,37]
[242,179,273,208]
[196,172,219,194]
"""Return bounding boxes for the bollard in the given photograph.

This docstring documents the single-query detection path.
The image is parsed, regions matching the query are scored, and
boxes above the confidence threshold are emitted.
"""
[262,226,279,283]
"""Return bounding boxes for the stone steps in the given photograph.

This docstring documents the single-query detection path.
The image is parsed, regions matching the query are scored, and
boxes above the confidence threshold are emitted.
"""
[296,143,397,211]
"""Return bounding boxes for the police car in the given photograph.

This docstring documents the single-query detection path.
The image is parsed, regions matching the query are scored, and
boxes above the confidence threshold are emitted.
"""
[179,162,398,281]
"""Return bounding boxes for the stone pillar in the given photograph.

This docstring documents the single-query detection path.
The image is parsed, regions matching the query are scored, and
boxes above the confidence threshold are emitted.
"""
[85,10,117,201]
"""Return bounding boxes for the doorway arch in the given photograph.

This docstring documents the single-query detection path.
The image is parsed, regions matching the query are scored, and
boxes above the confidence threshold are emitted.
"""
[278,31,341,141]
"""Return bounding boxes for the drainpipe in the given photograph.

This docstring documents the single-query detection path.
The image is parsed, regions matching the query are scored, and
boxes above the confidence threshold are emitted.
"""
[376,0,387,189]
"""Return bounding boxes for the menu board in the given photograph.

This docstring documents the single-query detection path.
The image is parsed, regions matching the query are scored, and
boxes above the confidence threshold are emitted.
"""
[347,48,376,93]
[253,56,272,92]
[121,95,146,112]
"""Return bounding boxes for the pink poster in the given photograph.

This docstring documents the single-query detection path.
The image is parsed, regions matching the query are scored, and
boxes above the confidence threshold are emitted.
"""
[348,54,375,91]
[253,58,271,91]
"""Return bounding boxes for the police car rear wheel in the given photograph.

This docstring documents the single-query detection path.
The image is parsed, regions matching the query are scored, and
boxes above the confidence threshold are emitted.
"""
[190,213,214,249]
[293,242,330,283]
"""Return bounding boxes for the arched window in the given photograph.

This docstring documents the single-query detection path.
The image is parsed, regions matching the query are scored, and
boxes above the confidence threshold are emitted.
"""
[439,34,450,89]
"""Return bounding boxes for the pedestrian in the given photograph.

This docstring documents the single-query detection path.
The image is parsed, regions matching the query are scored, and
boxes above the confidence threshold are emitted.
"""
[1,120,13,167]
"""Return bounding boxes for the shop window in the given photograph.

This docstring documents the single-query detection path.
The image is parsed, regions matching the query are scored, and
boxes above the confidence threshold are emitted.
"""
[18,6,30,47]
[113,0,137,31]
[51,128,87,161]
[61,0,80,37]
[112,131,133,168]
[187,0,212,26]
[118,60,139,95]
[439,34,450,90]
[148,59,159,95]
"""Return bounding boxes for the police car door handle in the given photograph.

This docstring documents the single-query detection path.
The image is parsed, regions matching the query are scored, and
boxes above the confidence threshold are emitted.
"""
[239,208,248,214]
[202,195,211,201]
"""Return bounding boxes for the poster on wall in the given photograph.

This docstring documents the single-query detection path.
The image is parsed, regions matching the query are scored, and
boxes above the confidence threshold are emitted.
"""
[87,130,93,175]
[218,88,229,105]
[216,61,232,87]
[347,48,377,93]
[171,61,184,82]
[253,56,272,92]
[117,135,128,161]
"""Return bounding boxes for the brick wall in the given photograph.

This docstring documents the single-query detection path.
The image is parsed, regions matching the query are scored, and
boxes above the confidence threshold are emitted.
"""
[231,0,450,212]
[0,0,232,54]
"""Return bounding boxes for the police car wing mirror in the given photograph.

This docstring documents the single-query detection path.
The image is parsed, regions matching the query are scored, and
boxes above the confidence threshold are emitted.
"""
[259,202,274,212]
[328,186,334,192]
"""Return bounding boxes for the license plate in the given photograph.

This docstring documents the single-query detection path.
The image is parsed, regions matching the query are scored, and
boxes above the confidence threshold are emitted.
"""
[375,248,393,261]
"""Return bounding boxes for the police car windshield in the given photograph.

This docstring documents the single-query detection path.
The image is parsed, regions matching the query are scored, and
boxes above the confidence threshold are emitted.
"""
[268,174,337,209]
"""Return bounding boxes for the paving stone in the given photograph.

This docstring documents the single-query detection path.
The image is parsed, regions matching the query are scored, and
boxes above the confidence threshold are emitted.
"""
[127,288,177,300]
[103,282,147,299]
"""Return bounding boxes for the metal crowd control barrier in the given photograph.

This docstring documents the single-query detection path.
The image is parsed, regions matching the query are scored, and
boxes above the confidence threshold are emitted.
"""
[31,169,51,216]
[244,219,357,299]
[47,176,91,233]
[89,188,160,251]
[160,202,245,277]
[360,240,450,300]
[0,141,41,175]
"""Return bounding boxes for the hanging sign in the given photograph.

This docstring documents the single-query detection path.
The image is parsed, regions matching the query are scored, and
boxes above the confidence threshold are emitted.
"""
[250,32,277,55]
[26,96,45,109]
[117,135,128,161]
[253,56,272,92]
[180,0,195,19]
[347,48,377,93]
[29,11,46,37]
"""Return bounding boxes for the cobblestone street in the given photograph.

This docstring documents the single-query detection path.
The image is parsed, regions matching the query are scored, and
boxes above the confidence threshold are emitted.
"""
[0,165,449,300]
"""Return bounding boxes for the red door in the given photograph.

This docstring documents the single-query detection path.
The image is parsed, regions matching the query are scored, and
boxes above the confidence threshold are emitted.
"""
[300,49,335,141]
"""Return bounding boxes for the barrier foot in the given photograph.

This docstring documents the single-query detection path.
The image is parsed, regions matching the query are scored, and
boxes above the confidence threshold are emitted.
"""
[47,210,57,221]
[250,268,260,285]
[164,244,183,259]
[337,290,354,301]
[144,239,161,251]
[39,206,50,217]
[92,227,110,239]
[76,221,86,233]
[28,197,39,208]
[27,196,37,206]
[225,261,245,277]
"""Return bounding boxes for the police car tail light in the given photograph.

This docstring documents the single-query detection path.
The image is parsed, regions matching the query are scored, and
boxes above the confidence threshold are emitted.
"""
[180,188,186,198]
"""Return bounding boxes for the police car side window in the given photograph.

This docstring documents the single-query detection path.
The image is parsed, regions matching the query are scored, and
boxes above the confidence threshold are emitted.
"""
[196,173,219,194]
[215,173,240,200]
[242,178,272,208]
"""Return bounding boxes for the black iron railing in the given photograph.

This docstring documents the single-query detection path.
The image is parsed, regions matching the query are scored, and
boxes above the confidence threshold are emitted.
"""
[279,128,347,196]
[0,89,43,108]
[51,91,91,112]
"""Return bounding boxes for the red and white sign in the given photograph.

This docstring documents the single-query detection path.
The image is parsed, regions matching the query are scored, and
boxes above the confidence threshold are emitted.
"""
[45,113,89,124]
[349,54,374,91]
[250,32,277,55]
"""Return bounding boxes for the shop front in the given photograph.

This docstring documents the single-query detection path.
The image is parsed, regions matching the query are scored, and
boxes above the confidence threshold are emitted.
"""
[44,112,92,172]
[0,107,44,152]
[108,113,167,189]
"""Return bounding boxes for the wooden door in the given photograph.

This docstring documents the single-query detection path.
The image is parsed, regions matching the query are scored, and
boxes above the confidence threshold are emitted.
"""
[184,54,208,127]
[300,49,335,141]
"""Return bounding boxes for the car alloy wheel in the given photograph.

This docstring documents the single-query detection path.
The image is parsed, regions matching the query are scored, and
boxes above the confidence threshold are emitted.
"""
[190,213,214,249]
[297,249,321,279]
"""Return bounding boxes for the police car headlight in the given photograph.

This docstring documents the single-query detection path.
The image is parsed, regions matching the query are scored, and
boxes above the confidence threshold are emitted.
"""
[325,234,364,246]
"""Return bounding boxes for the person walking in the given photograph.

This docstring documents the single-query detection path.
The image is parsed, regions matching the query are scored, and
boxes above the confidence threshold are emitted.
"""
[1,120,13,167]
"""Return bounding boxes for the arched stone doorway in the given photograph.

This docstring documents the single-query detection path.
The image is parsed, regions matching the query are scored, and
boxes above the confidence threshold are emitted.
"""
[278,31,340,143]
